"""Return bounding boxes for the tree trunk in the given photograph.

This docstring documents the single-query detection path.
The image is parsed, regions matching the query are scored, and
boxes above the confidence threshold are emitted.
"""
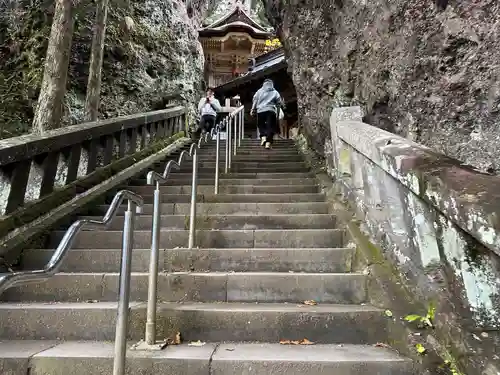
[84,0,109,122]
[31,0,74,135]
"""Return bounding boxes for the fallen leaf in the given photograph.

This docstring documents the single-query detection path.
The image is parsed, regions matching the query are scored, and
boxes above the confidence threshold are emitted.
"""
[279,338,315,345]
[166,332,182,345]
[303,300,317,306]
[385,310,393,317]
[225,348,235,351]
[300,338,315,345]
[415,343,426,355]
[374,342,391,349]
[188,340,206,347]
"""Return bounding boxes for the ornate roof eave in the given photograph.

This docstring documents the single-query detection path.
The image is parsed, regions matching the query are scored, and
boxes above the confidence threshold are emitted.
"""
[199,22,272,39]
[203,2,269,33]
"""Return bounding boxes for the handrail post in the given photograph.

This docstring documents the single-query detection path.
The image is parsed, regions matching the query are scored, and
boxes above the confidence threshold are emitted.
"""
[188,148,198,248]
[112,200,137,375]
[215,126,220,194]
[233,112,238,156]
[241,109,244,141]
[239,109,243,146]
[225,118,229,173]
[228,116,232,169]
[144,182,161,346]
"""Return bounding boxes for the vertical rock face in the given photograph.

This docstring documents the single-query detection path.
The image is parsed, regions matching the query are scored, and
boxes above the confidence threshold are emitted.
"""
[265,0,500,172]
[0,0,214,138]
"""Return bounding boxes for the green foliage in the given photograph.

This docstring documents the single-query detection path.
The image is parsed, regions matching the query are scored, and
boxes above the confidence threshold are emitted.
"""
[403,301,436,328]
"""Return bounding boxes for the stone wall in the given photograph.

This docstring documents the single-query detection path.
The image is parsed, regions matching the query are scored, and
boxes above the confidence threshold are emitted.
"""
[264,0,500,173]
[328,106,500,374]
[0,0,213,138]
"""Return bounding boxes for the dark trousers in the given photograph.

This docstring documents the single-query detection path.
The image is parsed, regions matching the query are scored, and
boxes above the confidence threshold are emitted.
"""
[257,111,277,144]
[199,115,216,133]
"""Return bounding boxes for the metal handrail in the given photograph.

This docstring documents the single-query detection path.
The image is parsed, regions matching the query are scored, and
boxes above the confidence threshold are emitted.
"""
[0,190,143,295]
[136,107,245,351]
[0,189,144,375]
[140,126,218,348]
[225,106,245,173]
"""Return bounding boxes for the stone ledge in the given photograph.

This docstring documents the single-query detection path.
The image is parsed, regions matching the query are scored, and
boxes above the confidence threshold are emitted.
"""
[333,116,500,258]
[0,106,185,165]
[0,134,189,261]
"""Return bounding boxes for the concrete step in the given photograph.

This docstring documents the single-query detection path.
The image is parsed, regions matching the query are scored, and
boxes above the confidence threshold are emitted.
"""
[187,152,304,158]
[147,167,312,174]
[25,341,217,375]
[49,228,344,249]
[93,202,330,216]
[151,163,309,172]
[103,193,327,204]
[0,302,389,343]
[1,272,365,304]
[143,172,314,179]
[178,164,309,170]
[77,214,338,230]
[175,155,305,162]
[23,247,354,273]
[128,177,316,187]
[122,184,320,194]
[6,341,414,375]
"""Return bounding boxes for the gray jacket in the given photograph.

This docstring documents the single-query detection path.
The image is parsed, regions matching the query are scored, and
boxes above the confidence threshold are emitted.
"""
[251,80,284,114]
[198,96,222,117]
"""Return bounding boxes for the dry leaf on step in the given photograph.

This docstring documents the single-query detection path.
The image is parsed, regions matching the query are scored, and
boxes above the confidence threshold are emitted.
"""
[166,332,182,345]
[302,300,317,306]
[188,340,206,347]
[300,338,315,345]
[374,342,391,349]
[279,338,315,345]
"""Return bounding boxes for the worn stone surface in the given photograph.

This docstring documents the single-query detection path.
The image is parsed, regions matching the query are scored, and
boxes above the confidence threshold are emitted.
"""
[265,0,500,173]
[0,0,213,138]
[211,343,414,375]
[326,107,500,375]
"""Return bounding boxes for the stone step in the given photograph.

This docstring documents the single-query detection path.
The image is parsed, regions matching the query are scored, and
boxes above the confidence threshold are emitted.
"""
[0,302,388,343]
[77,214,338,230]
[158,154,306,162]
[129,177,316,187]
[93,202,330,216]
[49,228,344,249]
[8,341,414,375]
[191,151,303,157]
[1,272,366,304]
[211,343,414,375]
[166,172,315,179]
[123,184,320,194]
[153,160,307,167]
[23,247,354,273]
[151,167,312,173]
[104,193,326,204]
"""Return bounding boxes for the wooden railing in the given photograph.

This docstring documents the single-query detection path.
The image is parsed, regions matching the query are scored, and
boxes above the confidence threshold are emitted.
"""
[0,107,185,216]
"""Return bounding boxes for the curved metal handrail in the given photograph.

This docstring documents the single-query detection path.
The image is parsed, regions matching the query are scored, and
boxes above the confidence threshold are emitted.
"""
[146,126,217,185]
[0,190,144,296]
[139,120,223,348]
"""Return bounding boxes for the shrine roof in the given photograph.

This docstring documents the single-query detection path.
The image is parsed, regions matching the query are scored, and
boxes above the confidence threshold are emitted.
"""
[201,2,270,34]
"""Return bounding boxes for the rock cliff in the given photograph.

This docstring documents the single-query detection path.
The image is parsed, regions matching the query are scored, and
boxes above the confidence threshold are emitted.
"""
[265,0,500,173]
[0,0,213,138]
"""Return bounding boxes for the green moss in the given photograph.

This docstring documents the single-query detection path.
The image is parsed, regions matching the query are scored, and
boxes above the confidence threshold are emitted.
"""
[0,0,52,138]
[345,212,468,375]
[0,132,185,249]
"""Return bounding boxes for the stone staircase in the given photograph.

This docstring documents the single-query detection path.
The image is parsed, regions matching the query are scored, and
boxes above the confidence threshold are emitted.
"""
[0,139,415,374]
